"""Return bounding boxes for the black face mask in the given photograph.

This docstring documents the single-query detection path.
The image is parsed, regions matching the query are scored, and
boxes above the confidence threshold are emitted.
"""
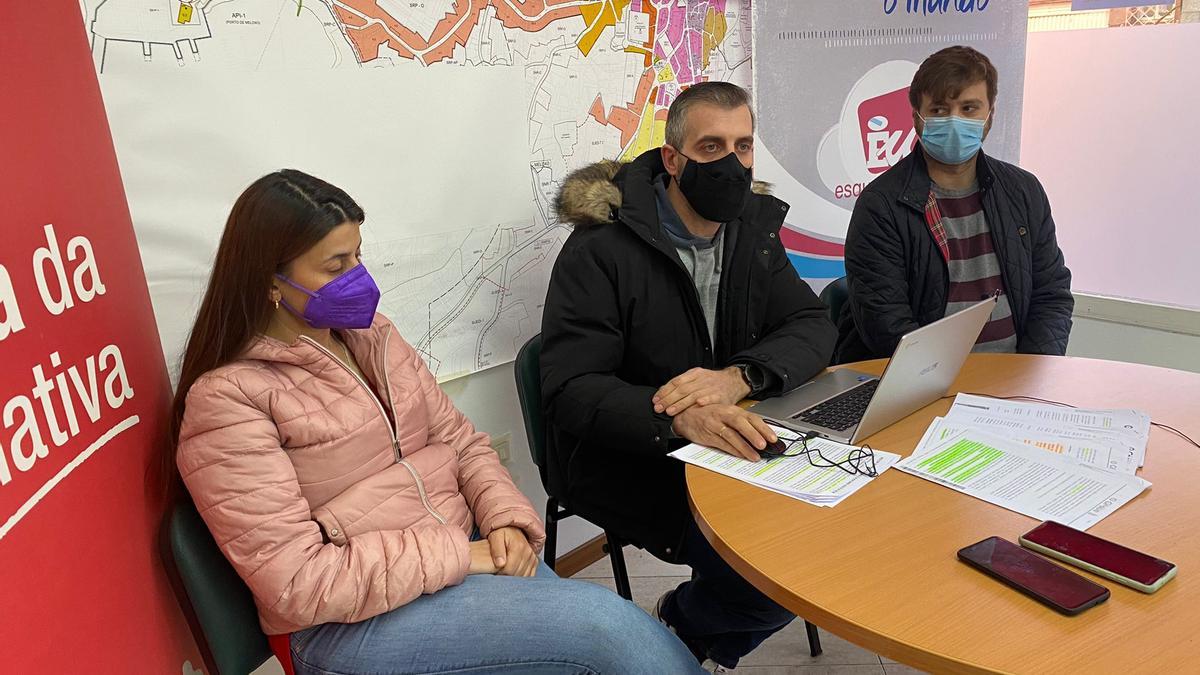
[676,151,753,222]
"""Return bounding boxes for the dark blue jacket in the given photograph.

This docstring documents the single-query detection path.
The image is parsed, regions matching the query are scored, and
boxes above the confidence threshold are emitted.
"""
[835,147,1073,363]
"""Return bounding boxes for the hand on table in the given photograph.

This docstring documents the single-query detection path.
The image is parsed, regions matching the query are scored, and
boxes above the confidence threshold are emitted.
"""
[671,404,777,462]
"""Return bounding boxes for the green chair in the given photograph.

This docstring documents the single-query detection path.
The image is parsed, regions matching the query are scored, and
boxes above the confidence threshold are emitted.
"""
[514,335,823,657]
[819,276,849,326]
[514,334,634,600]
[160,497,277,675]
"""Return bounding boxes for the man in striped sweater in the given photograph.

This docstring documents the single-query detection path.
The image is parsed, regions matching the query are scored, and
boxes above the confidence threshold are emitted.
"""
[836,46,1073,363]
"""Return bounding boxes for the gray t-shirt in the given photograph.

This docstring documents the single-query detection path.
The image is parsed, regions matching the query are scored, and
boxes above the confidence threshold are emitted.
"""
[655,177,724,347]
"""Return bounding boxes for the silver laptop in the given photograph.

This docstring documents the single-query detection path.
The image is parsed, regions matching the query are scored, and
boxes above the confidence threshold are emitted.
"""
[751,295,997,444]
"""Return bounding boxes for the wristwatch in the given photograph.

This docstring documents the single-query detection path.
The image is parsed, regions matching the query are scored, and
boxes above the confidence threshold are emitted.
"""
[734,363,763,395]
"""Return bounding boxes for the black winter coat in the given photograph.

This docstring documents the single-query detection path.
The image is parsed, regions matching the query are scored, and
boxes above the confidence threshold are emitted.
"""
[540,150,836,561]
[836,147,1073,363]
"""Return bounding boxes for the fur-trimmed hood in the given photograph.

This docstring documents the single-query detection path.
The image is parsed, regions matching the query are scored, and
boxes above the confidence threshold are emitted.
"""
[554,154,773,227]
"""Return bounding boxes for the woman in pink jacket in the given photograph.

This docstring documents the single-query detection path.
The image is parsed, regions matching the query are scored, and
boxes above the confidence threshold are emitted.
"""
[172,170,703,675]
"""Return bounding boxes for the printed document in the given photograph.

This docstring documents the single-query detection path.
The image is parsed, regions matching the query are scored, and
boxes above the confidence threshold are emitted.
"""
[671,425,899,507]
[945,393,1150,466]
[897,428,1149,530]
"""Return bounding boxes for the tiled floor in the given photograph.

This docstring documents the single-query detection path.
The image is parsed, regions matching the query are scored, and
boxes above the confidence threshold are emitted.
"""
[573,547,927,675]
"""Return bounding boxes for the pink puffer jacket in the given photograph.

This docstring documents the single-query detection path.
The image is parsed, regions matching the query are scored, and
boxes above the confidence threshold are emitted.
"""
[177,314,545,635]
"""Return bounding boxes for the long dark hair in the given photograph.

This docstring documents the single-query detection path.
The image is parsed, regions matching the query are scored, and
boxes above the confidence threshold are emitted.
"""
[160,169,364,498]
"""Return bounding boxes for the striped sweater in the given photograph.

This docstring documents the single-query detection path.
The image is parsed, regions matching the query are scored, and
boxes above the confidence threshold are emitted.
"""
[932,182,1017,352]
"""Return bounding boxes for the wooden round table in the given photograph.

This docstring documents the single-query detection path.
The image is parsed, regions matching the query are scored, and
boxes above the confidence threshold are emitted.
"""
[687,354,1200,674]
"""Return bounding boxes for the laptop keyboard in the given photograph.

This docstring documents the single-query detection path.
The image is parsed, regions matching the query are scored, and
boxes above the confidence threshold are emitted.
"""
[791,379,880,432]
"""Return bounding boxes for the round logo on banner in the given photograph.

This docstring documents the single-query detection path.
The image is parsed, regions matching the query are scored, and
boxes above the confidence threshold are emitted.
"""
[817,60,920,200]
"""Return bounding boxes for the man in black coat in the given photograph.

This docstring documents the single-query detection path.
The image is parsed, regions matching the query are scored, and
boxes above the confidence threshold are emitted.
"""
[540,82,836,670]
[837,46,1073,363]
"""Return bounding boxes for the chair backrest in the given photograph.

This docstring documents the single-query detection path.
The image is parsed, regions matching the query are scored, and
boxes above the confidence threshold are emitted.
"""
[514,334,548,475]
[819,276,850,326]
[161,498,272,675]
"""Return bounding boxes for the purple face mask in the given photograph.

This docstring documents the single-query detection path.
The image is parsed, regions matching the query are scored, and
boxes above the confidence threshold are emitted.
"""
[275,264,381,329]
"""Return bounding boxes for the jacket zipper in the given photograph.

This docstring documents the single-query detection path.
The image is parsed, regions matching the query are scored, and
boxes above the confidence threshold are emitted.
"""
[378,330,448,525]
[299,334,448,525]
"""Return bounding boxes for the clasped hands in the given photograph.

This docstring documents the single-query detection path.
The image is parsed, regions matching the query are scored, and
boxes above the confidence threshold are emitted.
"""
[468,526,539,577]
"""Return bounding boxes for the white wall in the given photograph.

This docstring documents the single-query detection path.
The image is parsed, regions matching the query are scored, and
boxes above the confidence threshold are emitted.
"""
[1067,302,1200,373]
[1069,317,1200,372]
[440,363,601,556]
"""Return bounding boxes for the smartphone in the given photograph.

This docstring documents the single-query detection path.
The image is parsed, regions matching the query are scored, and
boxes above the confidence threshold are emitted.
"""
[1020,521,1177,593]
[957,536,1110,615]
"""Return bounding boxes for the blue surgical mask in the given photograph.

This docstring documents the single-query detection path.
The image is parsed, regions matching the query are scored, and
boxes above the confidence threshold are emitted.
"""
[918,114,988,165]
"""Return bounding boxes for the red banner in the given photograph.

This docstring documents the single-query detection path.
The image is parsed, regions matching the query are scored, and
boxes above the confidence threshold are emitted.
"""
[0,3,200,672]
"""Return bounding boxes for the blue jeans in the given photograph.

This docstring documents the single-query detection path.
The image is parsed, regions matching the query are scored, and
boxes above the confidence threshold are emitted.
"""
[659,519,795,668]
[289,562,704,675]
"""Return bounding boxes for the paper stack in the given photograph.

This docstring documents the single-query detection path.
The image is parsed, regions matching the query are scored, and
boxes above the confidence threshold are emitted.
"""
[941,393,1150,473]
[670,424,900,507]
[897,394,1154,529]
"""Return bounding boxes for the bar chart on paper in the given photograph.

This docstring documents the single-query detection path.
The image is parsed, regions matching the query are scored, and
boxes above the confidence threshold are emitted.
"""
[913,438,1006,483]
[945,393,1150,467]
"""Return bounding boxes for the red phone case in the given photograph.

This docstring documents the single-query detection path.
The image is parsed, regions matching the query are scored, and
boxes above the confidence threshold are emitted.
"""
[1022,521,1176,589]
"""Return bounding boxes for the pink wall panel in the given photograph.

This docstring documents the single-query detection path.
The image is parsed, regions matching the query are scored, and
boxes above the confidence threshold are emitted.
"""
[1021,23,1200,308]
